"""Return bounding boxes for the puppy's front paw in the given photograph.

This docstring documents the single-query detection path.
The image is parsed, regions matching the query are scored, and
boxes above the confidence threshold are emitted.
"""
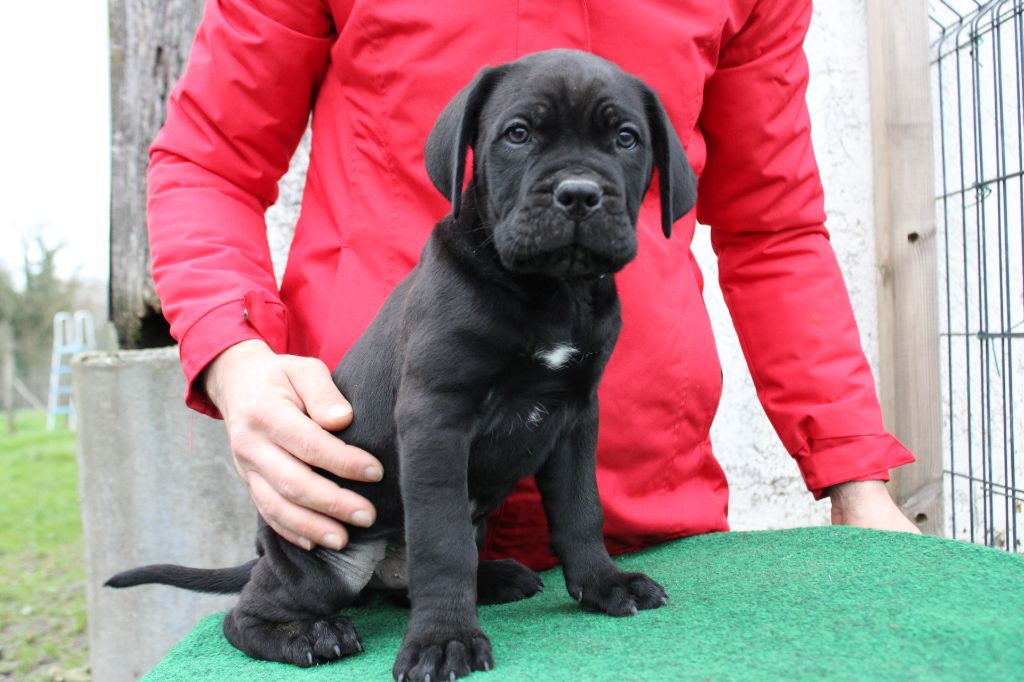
[569,570,667,617]
[393,628,493,681]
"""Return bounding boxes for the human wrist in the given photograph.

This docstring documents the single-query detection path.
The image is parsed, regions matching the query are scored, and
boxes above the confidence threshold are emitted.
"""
[827,479,921,533]
[826,480,888,507]
[202,339,274,412]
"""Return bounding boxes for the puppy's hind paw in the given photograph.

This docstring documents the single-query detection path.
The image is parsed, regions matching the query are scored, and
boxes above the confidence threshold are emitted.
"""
[477,558,543,605]
[224,611,364,667]
[286,616,365,667]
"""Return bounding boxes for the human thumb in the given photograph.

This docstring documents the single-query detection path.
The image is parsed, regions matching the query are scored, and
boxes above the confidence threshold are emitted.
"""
[286,356,354,430]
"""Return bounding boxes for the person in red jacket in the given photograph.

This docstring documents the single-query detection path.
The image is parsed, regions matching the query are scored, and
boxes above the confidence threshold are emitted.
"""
[148,0,919,568]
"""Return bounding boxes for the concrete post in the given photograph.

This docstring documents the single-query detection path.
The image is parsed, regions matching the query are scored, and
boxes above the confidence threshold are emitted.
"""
[73,348,254,680]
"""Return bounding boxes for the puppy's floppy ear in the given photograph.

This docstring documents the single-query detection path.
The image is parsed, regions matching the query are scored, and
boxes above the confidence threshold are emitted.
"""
[424,66,506,218]
[640,84,698,238]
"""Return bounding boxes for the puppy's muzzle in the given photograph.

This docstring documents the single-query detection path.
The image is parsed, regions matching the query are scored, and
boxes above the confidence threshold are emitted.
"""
[553,178,603,220]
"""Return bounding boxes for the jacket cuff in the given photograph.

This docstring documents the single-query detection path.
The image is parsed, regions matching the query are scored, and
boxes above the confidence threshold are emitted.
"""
[794,433,917,500]
[177,292,290,418]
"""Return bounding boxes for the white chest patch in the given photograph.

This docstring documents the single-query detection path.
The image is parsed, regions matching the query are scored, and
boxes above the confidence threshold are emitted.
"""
[535,343,577,370]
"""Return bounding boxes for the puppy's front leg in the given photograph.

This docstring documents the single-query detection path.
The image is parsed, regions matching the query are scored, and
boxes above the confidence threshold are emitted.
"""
[536,399,668,616]
[392,386,492,682]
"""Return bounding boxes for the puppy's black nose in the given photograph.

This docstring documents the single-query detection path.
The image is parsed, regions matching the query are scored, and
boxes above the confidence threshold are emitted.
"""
[554,179,603,219]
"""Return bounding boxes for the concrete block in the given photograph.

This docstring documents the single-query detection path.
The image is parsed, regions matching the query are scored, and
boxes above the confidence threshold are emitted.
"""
[73,348,254,681]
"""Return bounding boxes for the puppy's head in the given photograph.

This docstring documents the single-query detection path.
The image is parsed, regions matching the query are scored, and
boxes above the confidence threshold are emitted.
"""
[425,49,697,279]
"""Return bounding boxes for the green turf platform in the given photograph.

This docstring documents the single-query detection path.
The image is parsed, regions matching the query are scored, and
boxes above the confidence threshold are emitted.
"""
[144,527,1024,680]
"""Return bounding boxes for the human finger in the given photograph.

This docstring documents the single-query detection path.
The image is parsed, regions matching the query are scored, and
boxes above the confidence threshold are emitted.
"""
[261,403,384,484]
[285,355,355,431]
[245,470,351,551]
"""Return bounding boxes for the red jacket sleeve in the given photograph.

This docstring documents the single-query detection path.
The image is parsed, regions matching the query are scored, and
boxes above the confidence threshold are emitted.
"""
[147,0,334,417]
[696,0,915,497]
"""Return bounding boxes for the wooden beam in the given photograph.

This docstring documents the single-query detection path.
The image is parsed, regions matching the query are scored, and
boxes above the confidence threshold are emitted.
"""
[866,0,945,535]
[109,0,203,348]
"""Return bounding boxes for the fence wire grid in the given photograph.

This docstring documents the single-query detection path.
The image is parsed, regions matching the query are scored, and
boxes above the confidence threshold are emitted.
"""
[930,0,1023,553]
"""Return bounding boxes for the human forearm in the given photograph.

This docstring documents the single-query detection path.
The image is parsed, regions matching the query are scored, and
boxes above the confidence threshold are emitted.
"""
[146,0,334,414]
[712,224,915,496]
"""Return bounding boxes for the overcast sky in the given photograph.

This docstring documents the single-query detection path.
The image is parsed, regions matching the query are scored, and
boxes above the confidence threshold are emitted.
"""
[0,1,110,285]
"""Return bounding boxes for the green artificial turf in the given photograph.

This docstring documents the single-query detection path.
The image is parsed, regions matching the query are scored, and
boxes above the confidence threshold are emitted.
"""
[145,526,1024,681]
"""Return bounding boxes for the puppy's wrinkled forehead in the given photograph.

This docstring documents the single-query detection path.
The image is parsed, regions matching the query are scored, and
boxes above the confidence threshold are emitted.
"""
[480,52,645,133]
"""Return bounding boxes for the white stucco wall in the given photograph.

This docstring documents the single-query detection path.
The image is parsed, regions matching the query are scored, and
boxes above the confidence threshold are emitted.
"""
[265,1,883,531]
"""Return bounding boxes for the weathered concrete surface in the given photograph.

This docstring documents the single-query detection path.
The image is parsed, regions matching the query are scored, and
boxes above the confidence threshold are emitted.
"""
[73,348,254,681]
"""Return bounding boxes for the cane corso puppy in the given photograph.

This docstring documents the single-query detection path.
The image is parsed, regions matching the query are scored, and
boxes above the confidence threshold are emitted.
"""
[108,49,697,681]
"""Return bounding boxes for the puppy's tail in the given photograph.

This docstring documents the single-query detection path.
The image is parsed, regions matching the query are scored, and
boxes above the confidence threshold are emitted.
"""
[105,559,257,594]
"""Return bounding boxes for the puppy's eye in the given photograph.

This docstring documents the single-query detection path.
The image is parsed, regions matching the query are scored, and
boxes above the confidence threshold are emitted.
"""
[616,127,639,150]
[505,125,531,145]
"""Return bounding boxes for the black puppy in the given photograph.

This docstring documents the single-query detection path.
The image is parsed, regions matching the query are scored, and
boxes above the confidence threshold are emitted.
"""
[108,49,697,682]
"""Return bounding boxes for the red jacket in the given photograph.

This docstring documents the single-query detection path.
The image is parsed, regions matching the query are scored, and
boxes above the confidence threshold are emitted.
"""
[148,0,915,568]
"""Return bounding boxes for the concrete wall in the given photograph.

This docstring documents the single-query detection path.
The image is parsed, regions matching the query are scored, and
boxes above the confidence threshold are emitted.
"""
[73,348,253,681]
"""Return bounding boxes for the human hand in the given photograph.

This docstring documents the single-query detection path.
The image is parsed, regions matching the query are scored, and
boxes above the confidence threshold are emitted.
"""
[203,339,383,551]
[827,480,921,534]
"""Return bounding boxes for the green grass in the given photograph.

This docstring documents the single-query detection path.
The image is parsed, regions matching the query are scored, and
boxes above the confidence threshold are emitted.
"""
[0,411,89,680]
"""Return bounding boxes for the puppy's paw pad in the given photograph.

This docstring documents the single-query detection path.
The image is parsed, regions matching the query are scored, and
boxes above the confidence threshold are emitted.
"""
[573,571,667,617]
[477,558,544,605]
[393,631,493,681]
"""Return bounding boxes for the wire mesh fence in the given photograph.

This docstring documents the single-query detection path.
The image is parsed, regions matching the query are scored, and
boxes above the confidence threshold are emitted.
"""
[930,0,1023,553]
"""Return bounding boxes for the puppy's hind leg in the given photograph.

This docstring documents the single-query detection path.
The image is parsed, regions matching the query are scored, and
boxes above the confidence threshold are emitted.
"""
[473,523,543,605]
[222,526,385,667]
[477,559,543,605]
